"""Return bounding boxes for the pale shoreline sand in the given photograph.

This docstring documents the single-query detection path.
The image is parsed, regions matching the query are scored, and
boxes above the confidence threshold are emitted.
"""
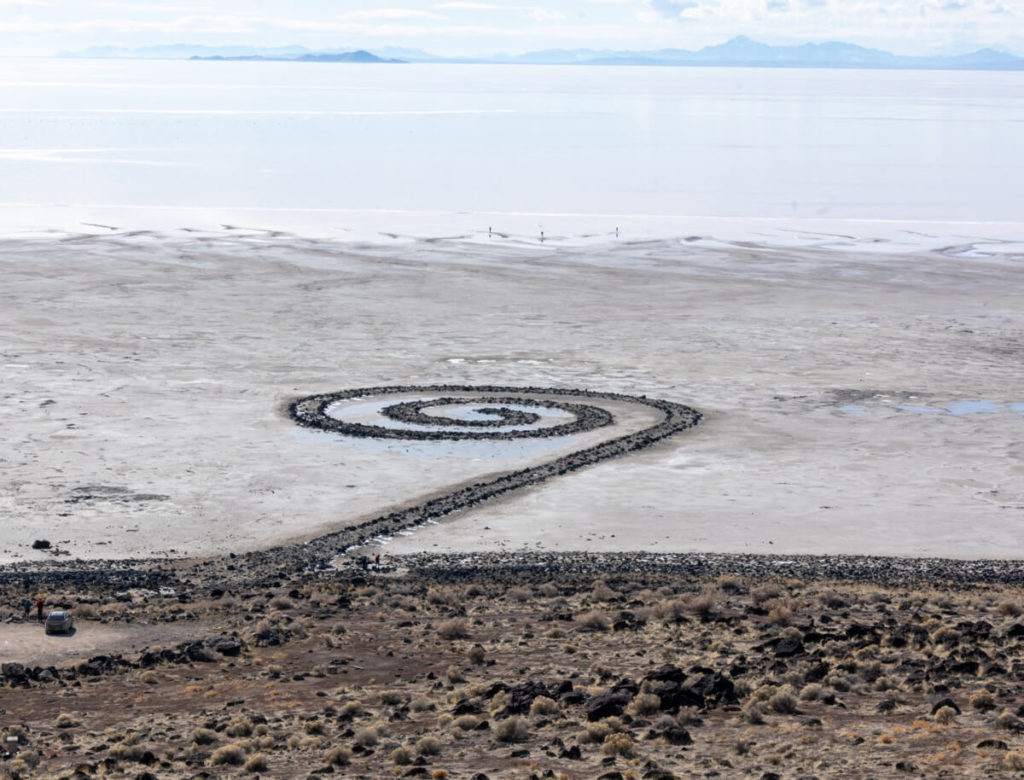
[1,218,1022,566]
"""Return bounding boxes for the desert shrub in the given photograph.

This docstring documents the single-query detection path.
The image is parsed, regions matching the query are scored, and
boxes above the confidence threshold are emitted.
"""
[467,644,486,665]
[717,575,743,593]
[109,743,148,762]
[538,582,559,598]
[225,716,254,737]
[303,719,325,735]
[437,619,469,640]
[997,710,1020,730]
[873,676,898,692]
[453,715,480,731]
[244,752,268,772]
[628,693,663,717]
[22,750,42,770]
[493,716,529,743]
[269,596,294,610]
[55,713,79,728]
[819,591,847,609]
[583,721,613,743]
[415,736,442,756]
[380,691,404,706]
[997,600,1023,617]
[210,743,246,766]
[602,732,635,757]
[767,601,794,626]
[340,700,362,718]
[427,586,460,606]
[325,746,351,766]
[353,726,380,747]
[530,696,560,717]
[1005,752,1024,770]
[506,586,532,602]
[934,706,957,725]
[591,582,618,602]
[190,728,218,746]
[576,610,609,632]
[653,599,688,623]
[410,696,435,712]
[139,671,159,685]
[752,584,782,605]
[446,665,465,684]
[930,626,960,645]
[799,683,823,701]
[689,588,718,617]
[676,707,701,726]
[970,690,996,711]
[826,674,852,693]
[743,703,765,725]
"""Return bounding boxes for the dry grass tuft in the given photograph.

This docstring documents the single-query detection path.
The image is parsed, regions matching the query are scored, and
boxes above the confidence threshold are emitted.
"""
[190,728,218,746]
[576,610,609,632]
[996,600,1022,617]
[493,716,529,743]
[602,732,635,757]
[628,693,663,717]
[325,746,351,766]
[244,752,268,772]
[437,618,469,640]
[210,743,247,766]
[530,696,560,717]
[996,710,1020,730]
[415,735,442,756]
[969,690,996,711]
[467,643,486,665]
[934,706,957,725]
[1005,752,1024,770]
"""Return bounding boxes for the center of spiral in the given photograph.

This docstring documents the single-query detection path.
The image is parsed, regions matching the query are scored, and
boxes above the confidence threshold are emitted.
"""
[382,398,544,429]
[290,387,617,441]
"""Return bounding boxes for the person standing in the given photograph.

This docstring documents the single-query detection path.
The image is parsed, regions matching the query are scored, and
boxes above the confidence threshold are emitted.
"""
[22,598,31,619]
[36,598,44,621]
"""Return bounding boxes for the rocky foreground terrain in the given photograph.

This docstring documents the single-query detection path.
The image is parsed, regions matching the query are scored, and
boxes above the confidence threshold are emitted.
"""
[4,554,1024,779]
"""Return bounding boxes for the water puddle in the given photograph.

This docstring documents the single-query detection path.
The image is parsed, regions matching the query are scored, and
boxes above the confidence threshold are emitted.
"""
[840,399,1018,417]
[947,400,1000,415]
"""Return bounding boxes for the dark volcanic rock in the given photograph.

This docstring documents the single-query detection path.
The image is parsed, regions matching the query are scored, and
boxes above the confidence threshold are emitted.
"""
[586,691,634,721]
[645,664,686,684]
[688,672,736,706]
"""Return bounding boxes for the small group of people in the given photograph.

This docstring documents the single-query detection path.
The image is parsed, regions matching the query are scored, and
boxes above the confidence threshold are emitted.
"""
[22,597,45,621]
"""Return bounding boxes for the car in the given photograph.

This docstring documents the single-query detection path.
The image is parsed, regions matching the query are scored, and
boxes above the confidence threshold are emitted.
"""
[44,610,73,634]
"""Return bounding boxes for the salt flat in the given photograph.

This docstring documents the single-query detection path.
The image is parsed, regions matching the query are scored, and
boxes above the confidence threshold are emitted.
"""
[1,227,1021,564]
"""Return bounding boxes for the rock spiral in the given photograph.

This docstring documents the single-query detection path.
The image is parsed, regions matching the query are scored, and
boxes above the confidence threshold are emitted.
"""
[284,385,702,568]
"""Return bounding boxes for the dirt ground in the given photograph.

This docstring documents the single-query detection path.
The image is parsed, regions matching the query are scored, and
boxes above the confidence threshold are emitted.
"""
[5,569,1024,779]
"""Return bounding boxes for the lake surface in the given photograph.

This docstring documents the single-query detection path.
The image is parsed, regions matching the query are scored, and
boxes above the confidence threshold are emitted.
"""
[2,58,1023,225]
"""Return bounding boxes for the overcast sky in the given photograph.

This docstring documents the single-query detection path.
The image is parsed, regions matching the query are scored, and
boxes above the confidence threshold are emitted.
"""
[2,0,1021,58]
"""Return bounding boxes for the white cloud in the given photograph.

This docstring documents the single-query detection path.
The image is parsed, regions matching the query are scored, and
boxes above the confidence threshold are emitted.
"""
[435,1,504,8]
[336,8,442,21]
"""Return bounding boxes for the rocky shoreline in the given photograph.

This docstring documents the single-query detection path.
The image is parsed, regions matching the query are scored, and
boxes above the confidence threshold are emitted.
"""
[4,550,1024,595]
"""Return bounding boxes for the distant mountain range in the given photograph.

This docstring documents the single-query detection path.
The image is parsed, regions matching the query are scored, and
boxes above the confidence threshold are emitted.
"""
[60,36,1024,71]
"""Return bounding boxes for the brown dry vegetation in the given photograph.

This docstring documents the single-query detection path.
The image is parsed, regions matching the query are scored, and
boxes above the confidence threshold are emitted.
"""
[4,567,1024,778]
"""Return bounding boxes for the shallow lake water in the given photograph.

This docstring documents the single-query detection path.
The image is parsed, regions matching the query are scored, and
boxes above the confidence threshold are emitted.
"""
[3,58,1023,226]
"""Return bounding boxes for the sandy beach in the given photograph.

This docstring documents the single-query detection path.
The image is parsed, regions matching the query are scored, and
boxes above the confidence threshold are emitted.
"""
[1,222,1021,566]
